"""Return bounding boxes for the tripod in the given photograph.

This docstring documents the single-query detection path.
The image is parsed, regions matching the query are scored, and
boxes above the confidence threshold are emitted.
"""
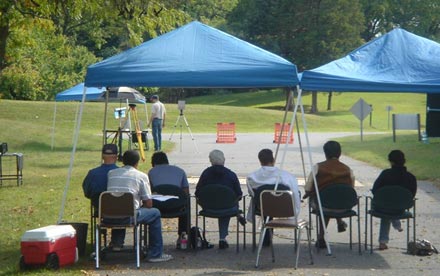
[112,103,147,161]
[169,109,198,153]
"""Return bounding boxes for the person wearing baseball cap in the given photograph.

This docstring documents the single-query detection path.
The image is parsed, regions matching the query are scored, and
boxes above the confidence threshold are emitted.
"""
[82,144,120,249]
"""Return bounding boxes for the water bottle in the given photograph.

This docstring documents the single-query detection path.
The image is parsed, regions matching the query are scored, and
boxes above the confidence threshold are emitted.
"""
[422,131,429,144]
[180,232,188,250]
[197,237,203,249]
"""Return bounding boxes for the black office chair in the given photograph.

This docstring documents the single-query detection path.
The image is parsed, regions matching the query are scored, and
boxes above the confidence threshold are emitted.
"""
[196,184,244,252]
[152,184,191,241]
[309,184,361,254]
[365,185,416,253]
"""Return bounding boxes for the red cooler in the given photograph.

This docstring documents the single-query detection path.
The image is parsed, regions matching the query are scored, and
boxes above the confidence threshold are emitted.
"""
[20,225,78,268]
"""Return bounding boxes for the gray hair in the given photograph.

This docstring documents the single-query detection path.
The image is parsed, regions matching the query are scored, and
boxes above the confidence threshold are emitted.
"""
[209,149,225,165]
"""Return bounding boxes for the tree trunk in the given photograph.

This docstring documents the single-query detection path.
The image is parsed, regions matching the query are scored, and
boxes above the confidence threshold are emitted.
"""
[327,92,333,111]
[0,24,9,71]
[311,91,318,113]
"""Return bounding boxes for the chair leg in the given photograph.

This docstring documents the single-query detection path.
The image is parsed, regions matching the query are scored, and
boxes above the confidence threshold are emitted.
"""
[95,226,100,269]
[357,213,362,255]
[195,205,198,251]
[136,225,140,269]
[295,228,302,270]
[349,217,353,250]
[243,198,246,250]
[407,217,410,253]
[255,227,267,268]
[252,214,256,252]
[306,225,314,265]
[370,214,373,254]
[270,228,275,263]
[236,215,239,253]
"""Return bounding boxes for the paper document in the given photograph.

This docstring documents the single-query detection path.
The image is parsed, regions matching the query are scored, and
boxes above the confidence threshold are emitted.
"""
[152,194,179,201]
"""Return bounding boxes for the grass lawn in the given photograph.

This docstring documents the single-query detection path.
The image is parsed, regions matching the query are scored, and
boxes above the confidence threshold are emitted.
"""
[0,90,437,275]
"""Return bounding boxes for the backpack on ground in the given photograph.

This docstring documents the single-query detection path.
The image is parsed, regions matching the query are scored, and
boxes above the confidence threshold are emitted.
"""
[408,239,439,256]
[189,226,213,249]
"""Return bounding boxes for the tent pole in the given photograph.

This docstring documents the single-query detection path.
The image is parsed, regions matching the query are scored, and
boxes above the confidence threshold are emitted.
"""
[102,90,109,146]
[290,93,307,180]
[50,102,58,150]
[274,88,293,161]
[57,85,87,224]
[297,87,332,255]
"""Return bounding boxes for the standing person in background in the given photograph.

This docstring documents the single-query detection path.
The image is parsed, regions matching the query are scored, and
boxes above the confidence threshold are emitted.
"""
[147,95,166,151]
[372,150,417,250]
[148,151,190,249]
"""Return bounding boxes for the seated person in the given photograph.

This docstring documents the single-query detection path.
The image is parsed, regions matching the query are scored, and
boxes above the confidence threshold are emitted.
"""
[148,151,190,249]
[195,149,245,249]
[107,150,172,262]
[303,141,355,248]
[247,148,301,245]
[247,148,301,219]
[371,150,417,250]
[82,144,119,246]
[82,144,119,212]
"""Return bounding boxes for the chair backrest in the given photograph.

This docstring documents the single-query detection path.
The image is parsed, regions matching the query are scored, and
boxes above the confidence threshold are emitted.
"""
[152,184,188,211]
[319,184,358,209]
[260,190,295,218]
[197,184,237,210]
[99,191,136,224]
[253,184,290,213]
[372,185,414,211]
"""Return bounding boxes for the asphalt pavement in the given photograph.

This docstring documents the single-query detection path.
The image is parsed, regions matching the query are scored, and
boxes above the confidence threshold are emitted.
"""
[91,132,440,276]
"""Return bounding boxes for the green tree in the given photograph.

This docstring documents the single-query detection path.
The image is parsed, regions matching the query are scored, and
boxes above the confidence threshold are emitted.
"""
[361,0,440,41]
[183,0,238,28]
[228,0,365,112]
[1,20,98,100]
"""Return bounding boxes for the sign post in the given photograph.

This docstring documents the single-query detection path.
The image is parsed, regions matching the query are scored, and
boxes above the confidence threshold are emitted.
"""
[350,98,372,141]
[386,105,393,130]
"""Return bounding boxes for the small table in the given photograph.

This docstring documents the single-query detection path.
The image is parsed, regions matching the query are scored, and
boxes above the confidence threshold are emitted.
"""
[0,153,23,186]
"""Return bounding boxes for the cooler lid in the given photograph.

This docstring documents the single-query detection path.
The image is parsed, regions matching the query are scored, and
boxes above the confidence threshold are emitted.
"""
[21,225,76,242]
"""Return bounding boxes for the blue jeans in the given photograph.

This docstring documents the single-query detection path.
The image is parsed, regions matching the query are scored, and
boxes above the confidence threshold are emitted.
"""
[218,206,239,240]
[379,219,402,244]
[111,208,163,258]
[152,118,162,151]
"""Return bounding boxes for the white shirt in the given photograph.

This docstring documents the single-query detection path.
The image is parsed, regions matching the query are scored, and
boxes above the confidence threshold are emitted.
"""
[246,166,301,220]
[107,165,152,209]
[151,101,166,120]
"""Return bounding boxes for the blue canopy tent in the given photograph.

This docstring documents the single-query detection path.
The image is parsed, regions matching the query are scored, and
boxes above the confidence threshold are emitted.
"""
[85,21,298,88]
[51,83,148,150]
[62,21,325,254]
[55,83,106,101]
[300,28,440,93]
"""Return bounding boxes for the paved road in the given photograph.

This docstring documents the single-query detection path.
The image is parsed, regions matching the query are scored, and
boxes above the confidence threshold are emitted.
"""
[92,132,440,276]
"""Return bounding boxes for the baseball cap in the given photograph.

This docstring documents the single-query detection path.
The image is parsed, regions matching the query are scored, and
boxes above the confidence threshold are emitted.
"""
[102,144,118,155]
[150,95,159,100]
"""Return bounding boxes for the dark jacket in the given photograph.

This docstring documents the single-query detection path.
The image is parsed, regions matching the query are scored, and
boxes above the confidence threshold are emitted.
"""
[372,165,417,196]
[195,165,242,198]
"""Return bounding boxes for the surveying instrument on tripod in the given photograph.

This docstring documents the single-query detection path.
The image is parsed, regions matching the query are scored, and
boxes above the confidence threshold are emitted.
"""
[169,100,198,153]
[111,103,147,162]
